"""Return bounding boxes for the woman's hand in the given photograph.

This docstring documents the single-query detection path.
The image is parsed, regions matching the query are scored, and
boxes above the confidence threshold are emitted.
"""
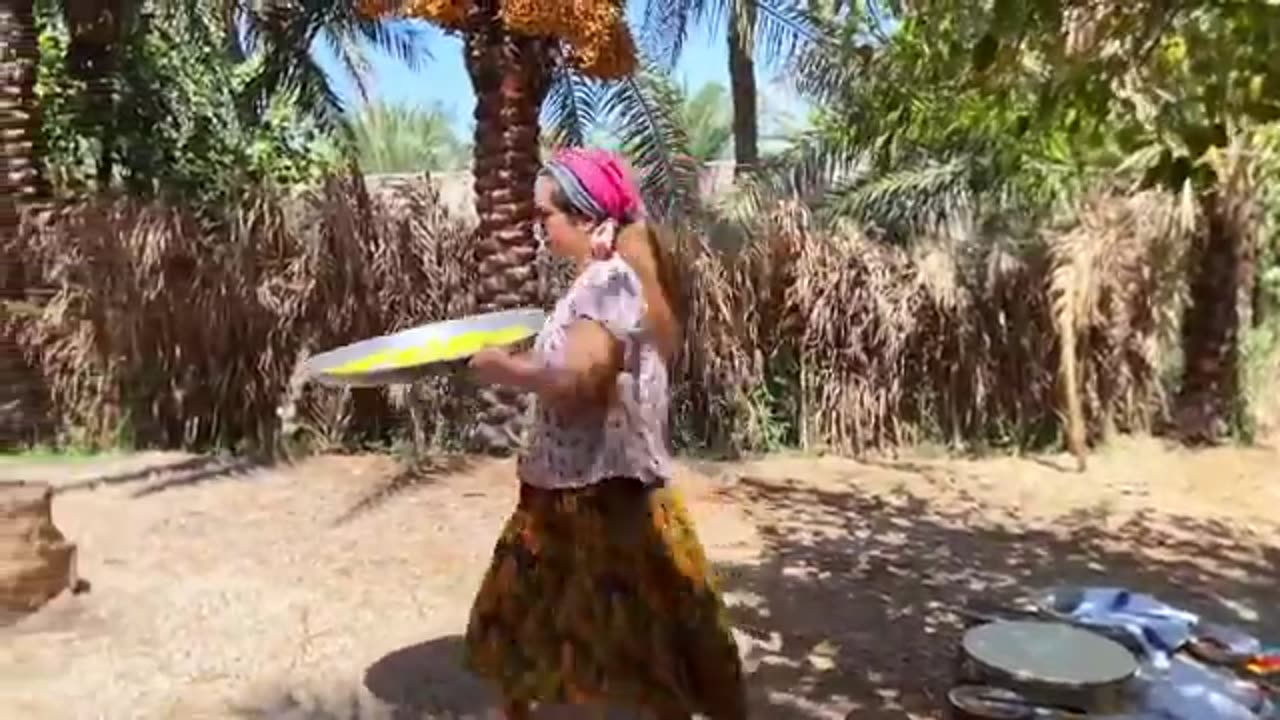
[468,347,517,387]
[467,323,621,414]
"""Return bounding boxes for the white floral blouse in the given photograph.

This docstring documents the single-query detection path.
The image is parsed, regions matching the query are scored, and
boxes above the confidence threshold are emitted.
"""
[516,256,674,488]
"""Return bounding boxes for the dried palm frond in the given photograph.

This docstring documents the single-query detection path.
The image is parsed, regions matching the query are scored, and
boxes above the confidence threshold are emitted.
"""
[1047,187,1198,467]
[14,166,1196,460]
[12,171,476,454]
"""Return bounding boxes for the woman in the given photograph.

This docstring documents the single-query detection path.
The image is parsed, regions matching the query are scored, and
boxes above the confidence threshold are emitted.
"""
[464,148,746,720]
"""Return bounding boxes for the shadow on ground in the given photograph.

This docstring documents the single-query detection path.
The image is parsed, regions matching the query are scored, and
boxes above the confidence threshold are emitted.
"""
[230,636,491,720]
[334,454,477,525]
[718,469,1280,719]
[362,636,491,717]
[52,454,268,496]
[234,636,644,720]
[231,460,1278,720]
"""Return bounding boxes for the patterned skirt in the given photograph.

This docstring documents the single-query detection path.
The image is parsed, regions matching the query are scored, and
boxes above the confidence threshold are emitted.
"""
[464,476,746,718]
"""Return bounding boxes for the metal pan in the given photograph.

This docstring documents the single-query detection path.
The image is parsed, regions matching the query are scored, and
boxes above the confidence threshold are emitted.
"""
[958,620,1139,715]
[302,308,546,388]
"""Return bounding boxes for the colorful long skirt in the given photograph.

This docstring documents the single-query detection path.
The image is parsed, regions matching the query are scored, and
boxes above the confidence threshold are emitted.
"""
[464,477,746,718]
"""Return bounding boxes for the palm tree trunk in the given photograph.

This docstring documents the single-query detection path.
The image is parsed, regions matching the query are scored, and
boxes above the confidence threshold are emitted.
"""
[1173,190,1256,443]
[464,2,552,455]
[0,0,50,297]
[727,1,759,172]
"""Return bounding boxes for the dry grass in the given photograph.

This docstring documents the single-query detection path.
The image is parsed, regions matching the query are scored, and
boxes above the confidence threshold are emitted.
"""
[8,175,477,454]
[7,175,1205,458]
[687,189,1194,456]
[1047,188,1199,465]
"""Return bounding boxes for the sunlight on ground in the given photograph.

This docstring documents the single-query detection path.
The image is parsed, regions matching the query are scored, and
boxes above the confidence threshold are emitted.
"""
[0,440,1276,719]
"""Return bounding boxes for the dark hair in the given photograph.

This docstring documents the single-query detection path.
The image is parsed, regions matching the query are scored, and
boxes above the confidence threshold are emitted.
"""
[618,221,686,363]
[546,181,582,219]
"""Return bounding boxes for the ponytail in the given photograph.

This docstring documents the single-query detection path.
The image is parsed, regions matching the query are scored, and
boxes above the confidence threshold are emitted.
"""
[616,221,686,364]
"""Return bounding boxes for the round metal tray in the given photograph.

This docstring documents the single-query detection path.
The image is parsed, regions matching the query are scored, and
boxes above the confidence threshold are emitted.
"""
[958,620,1139,714]
[302,308,546,388]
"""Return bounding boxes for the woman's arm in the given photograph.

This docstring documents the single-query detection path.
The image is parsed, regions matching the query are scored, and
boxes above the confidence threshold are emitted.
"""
[469,320,622,413]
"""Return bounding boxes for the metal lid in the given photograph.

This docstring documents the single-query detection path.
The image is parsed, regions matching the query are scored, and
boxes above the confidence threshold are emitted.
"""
[963,620,1138,688]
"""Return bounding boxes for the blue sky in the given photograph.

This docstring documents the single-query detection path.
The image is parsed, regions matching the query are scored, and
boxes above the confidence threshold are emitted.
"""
[314,13,809,139]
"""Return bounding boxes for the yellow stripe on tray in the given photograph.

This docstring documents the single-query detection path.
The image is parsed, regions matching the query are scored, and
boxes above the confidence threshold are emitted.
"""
[326,325,535,376]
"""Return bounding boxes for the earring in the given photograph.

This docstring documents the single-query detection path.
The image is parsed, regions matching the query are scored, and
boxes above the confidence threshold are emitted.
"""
[533,221,547,251]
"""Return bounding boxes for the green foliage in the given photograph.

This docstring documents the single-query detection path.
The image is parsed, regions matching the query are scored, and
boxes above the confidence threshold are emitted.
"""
[1238,122,1280,440]
[681,81,733,162]
[33,26,95,192]
[637,0,819,72]
[542,61,702,223]
[1257,124,1280,316]
[35,5,341,203]
[892,0,1280,189]
[738,1,1280,241]
[240,1,428,147]
[351,101,468,173]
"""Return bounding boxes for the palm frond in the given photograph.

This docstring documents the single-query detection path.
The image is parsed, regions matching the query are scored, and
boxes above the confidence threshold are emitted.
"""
[352,101,464,172]
[239,0,428,148]
[541,65,603,150]
[752,0,824,69]
[637,0,716,69]
[682,81,733,161]
[324,25,375,104]
[716,121,866,225]
[597,62,700,223]
[789,23,865,105]
[823,156,974,240]
[350,14,427,69]
[1115,141,1174,182]
[638,0,819,71]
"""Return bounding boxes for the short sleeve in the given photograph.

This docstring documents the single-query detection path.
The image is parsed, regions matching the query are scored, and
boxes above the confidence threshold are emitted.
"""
[570,259,645,341]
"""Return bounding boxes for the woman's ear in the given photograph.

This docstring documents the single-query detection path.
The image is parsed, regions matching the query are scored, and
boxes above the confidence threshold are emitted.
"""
[589,220,618,260]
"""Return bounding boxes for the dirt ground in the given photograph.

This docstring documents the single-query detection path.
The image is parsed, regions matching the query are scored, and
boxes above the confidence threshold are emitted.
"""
[0,437,1277,720]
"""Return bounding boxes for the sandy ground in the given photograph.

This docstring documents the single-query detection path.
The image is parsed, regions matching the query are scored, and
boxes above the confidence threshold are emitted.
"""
[0,437,1277,720]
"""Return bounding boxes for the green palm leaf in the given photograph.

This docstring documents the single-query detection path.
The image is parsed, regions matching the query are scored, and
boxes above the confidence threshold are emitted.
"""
[596,62,700,222]
[239,0,428,146]
[541,65,603,150]
[716,120,864,224]
[823,155,973,239]
[681,81,733,162]
[351,101,464,173]
[638,0,820,72]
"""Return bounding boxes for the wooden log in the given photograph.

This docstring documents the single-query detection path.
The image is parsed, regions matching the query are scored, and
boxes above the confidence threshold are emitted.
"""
[0,481,77,614]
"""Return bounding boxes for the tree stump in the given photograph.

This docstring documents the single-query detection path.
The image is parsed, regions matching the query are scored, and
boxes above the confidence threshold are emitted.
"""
[0,481,77,615]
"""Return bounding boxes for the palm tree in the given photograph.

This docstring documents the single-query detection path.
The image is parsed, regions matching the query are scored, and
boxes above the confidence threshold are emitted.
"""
[338,0,696,454]
[241,0,429,139]
[36,0,425,189]
[755,1,1280,453]
[681,80,732,162]
[637,0,819,172]
[351,101,466,173]
[0,0,47,204]
[0,0,49,296]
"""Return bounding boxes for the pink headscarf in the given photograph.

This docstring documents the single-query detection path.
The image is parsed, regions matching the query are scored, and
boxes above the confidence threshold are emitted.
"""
[541,148,646,259]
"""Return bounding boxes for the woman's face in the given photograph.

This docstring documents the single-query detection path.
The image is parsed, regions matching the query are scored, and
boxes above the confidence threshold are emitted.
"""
[534,176,591,260]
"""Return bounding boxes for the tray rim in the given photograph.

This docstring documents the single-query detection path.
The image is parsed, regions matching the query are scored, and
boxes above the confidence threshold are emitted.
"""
[961,619,1139,688]
[301,307,547,385]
